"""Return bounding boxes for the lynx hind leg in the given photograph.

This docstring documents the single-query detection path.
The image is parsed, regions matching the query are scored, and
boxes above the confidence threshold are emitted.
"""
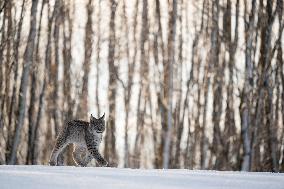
[56,148,66,166]
[49,133,68,166]
[73,146,93,167]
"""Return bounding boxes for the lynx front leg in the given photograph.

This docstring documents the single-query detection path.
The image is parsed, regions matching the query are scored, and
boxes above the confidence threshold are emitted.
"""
[85,134,108,167]
[81,153,93,166]
[49,133,68,166]
[87,146,108,166]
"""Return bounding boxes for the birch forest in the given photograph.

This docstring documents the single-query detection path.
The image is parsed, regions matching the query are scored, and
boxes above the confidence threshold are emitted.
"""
[0,0,283,172]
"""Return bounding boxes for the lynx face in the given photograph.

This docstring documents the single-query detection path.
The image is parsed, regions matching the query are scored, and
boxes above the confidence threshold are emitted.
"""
[90,114,105,133]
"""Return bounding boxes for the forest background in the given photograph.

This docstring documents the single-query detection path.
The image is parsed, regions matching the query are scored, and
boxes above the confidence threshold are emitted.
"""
[0,0,283,172]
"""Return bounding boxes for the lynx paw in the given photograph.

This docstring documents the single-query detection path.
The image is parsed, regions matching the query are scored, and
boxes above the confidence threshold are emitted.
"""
[78,162,88,167]
[100,160,108,167]
[49,160,57,166]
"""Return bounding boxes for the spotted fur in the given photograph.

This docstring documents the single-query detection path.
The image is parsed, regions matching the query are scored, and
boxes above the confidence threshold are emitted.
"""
[49,114,108,167]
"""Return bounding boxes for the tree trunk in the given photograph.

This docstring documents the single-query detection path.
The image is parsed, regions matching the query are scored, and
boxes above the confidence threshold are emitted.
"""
[27,0,45,165]
[95,0,102,117]
[240,0,256,171]
[8,0,39,165]
[77,0,94,120]
[104,0,118,166]
[163,0,177,169]
[6,0,26,164]
[122,0,136,168]
[210,0,224,170]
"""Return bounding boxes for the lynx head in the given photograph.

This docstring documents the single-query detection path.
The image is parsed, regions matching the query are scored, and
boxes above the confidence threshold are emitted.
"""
[89,113,105,134]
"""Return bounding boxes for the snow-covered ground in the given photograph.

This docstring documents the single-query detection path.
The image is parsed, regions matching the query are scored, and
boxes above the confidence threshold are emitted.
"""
[0,165,283,189]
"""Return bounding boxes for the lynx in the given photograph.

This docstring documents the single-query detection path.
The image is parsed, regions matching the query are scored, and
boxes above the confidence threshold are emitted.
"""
[49,114,108,167]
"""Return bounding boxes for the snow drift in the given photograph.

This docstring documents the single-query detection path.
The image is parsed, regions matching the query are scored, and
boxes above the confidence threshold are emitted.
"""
[0,165,283,189]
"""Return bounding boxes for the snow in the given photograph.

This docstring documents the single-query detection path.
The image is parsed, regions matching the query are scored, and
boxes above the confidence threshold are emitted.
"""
[0,166,283,189]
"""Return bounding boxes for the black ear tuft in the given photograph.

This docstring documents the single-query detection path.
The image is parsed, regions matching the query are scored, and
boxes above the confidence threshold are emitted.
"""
[100,113,105,119]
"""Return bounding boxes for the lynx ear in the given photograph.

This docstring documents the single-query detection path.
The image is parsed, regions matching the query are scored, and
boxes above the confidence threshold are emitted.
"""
[90,114,96,121]
[100,113,105,119]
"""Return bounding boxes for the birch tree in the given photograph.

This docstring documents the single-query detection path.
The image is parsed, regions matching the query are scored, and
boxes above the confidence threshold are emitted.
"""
[8,0,39,165]
[163,0,177,169]
[104,0,118,166]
